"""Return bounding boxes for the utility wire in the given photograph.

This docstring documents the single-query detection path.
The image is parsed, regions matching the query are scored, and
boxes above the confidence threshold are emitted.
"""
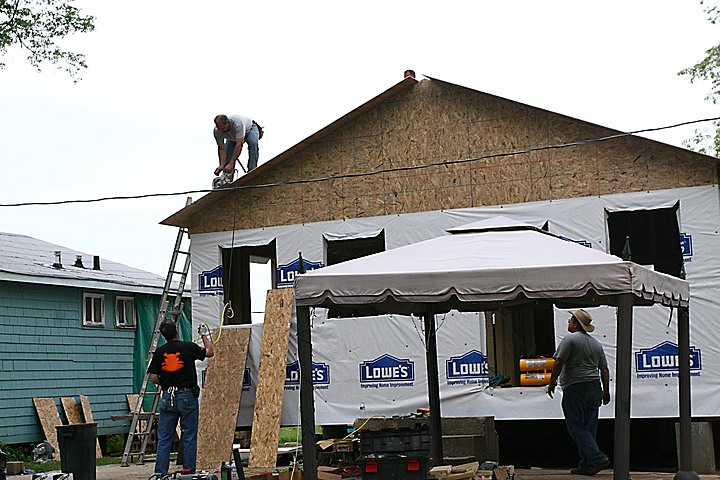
[2,116,719,208]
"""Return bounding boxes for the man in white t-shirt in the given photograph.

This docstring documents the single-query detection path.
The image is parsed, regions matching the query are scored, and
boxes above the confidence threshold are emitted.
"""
[213,114,261,176]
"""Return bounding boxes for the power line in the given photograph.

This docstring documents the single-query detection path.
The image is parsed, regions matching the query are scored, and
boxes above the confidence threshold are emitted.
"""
[2,116,719,208]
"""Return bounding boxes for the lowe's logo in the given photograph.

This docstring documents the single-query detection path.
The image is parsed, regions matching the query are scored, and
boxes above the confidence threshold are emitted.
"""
[680,233,693,258]
[198,266,223,295]
[277,258,324,287]
[360,354,414,383]
[559,235,592,248]
[285,360,330,386]
[446,350,488,379]
[635,341,702,373]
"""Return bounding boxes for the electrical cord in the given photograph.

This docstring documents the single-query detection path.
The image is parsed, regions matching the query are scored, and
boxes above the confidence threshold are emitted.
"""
[2,116,718,208]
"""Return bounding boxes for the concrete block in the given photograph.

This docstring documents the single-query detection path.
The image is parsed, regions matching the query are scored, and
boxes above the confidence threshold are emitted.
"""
[675,421,716,474]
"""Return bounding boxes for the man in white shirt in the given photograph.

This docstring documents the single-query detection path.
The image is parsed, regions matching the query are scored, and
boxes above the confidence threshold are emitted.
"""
[213,114,261,176]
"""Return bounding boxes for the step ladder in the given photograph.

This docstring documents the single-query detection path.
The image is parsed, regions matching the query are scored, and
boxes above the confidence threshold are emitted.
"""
[121,199,193,467]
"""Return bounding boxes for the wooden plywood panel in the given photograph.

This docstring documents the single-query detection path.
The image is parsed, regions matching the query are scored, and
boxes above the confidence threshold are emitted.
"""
[196,327,251,470]
[249,289,294,468]
[80,395,103,458]
[61,397,83,424]
[33,398,61,455]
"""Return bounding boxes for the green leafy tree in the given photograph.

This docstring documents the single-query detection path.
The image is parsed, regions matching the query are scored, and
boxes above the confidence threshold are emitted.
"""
[0,0,94,81]
[679,1,720,156]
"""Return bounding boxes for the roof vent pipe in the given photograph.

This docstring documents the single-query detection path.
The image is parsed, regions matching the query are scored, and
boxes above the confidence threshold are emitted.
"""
[53,251,63,269]
[73,255,85,268]
[93,255,101,270]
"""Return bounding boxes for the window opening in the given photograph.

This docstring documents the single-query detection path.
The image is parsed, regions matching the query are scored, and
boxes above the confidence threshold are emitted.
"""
[83,293,105,327]
[485,301,555,386]
[116,296,136,328]
[606,203,683,278]
[222,241,276,324]
[325,231,385,318]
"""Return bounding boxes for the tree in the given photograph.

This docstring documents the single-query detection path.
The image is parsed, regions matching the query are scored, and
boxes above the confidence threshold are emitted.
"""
[0,0,94,81]
[679,1,720,157]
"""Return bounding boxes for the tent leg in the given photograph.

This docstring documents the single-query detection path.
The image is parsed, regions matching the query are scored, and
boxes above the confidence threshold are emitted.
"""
[675,306,699,479]
[613,293,633,480]
[297,305,317,480]
[424,308,444,465]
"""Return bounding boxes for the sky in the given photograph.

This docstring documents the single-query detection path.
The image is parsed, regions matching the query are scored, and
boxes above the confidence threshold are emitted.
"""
[1,1,718,282]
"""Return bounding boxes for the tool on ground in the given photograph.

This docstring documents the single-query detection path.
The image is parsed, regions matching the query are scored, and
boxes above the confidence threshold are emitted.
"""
[122,198,193,466]
[31,441,55,463]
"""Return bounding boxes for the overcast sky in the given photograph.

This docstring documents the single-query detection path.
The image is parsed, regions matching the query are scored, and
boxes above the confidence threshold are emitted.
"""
[1,1,718,279]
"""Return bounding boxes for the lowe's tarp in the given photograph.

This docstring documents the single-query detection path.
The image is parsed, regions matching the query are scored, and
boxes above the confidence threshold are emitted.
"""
[189,185,716,424]
[294,216,689,311]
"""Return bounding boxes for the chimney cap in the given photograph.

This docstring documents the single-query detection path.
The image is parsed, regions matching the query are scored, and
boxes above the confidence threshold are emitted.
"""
[52,251,63,269]
[73,254,85,269]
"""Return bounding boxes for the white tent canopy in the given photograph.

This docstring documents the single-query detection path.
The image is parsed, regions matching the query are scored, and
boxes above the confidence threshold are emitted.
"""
[295,216,689,311]
[293,216,694,480]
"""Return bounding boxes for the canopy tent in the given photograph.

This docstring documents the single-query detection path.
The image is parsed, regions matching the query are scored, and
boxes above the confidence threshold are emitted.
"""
[293,217,694,480]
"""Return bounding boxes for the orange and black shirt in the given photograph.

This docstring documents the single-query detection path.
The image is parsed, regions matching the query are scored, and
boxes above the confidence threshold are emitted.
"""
[147,339,206,390]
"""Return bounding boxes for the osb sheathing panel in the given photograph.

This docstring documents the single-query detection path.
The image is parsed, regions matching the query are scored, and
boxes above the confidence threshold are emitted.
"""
[249,289,293,469]
[33,397,61,455]
[188,80,717,234]
[80,395,103,458]
[61,397,83,424]
[196,327,251,471]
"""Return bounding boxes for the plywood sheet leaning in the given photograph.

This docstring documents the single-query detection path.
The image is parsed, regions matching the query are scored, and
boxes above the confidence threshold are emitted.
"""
[33,397,61,456]
[61,397,83,424]
[249,289,294,468]
[79,395,103,458]
[196,326,252,470]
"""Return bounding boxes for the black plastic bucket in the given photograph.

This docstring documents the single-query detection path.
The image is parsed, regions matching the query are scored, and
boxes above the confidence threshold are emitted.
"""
[56,423,97,480]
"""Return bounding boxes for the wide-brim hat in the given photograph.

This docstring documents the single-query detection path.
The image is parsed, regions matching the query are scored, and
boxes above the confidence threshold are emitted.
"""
[572,308,595,332]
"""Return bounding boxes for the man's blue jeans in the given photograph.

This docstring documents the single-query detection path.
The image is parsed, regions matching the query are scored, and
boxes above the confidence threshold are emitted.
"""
[561,380,608,468]
[155,390,199,475]
[224,123,260,172]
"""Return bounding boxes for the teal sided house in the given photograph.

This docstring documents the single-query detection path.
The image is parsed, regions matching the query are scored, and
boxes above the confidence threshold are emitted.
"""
[0,232,191,448]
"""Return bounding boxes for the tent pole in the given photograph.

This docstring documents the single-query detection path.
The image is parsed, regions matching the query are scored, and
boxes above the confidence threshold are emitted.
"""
[424,306,444,465]
[297,305,317,480]
[675,305,699,479]
[613,293,633,480]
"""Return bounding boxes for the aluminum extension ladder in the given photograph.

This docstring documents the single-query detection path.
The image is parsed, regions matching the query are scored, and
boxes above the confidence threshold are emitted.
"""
[121,199,192,466]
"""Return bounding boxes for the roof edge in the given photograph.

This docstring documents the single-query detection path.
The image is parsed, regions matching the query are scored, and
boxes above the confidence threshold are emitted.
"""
[161,76,419,228]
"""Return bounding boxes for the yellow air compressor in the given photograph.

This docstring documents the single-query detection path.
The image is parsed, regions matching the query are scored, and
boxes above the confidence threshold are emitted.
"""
[519,357,555,386]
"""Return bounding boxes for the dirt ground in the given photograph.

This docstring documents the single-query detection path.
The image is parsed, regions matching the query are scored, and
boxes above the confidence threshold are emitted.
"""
[10,464,720,480]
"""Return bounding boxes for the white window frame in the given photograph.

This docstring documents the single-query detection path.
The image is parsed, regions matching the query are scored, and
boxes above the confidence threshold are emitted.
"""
[115,296,136,328]
[83,293,105,327]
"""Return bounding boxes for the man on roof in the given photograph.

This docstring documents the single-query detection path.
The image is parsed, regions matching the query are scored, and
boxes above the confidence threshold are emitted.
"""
[213,114,263,177]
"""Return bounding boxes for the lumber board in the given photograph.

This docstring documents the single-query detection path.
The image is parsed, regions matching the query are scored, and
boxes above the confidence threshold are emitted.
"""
[249,289,294,468]
[79,395,103,458]
[196,326,251,470]
[61,397,83,424]
[33,397,61,456]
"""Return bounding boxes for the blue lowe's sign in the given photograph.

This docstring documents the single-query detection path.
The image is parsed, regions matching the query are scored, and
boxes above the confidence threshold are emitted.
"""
[276,258,324,287]
[198,266,223,296]
[446,350,489,380]
[559,235,592,248]
[285,360,330,390]
[635,341,702,376]
[680,233,693,258]
[360,354,414,388]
